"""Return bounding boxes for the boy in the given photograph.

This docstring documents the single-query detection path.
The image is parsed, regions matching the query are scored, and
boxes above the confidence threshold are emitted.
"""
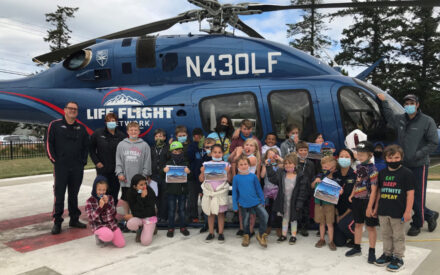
[232,155,269,248]
[345,141,379,264]
[115,122,152,223]
[296,141,316,236]
[229,119,262,162]
[312,156,339,251]
[373,142,386,171]
[151,128,169,222]
[163,141,191,237]
[187,128,206,222]
[374,145,414,272]
[280,124,299,158]
[262,132,281,155]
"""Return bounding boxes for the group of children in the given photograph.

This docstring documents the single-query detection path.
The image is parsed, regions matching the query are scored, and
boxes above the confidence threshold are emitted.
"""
[85,118,414,272]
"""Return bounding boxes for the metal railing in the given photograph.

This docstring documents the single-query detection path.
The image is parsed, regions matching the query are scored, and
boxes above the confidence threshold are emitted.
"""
[0,141,46,160]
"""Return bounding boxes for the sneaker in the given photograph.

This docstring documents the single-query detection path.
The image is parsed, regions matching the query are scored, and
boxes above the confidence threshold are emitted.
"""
[386,257,405,272]
[328,241,336,251]
[69,220,87,229]
[199,225,208,233]
[368,248,376,264]
[407,226,420,236]
[118,221,130,233]
[51,223,62,235]
[180,227,190,236]
[315,239,326,248]
[135,227,142,243]
[242,234,250,247]
[374,254,393,267]
[289,236,297,245]
[300,227,309,237]
[277,236,287,243]
[167,229,174,238]
[205,233,215,243]
[236,229,244,237]
[256,233,268,248]
[95,235,106,247]
[218,234,225,243]
[345,247,362,257]
[428,211,439,232]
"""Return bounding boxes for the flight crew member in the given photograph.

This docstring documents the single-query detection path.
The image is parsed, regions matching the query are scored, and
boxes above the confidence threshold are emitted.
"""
[45,101,90,234]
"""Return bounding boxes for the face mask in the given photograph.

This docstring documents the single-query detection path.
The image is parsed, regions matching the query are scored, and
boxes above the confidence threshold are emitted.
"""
[298,155,307,161]
[155,139,164,146]
[171,153,184,163]
[322,169,331,177]
[290,134,296,141]
[212,156,222,161]
[98,194,104,199]
[404,105,416,115]
[218,125,228,133]
[177,136,187,143]
[106,121,117,129]
[238,168,249,174]
[338,157,351,168]
[137,189,142,194]
[374,151,383,159]
[386,161,402,169]
[322,149,333,157]
[285,167,295,173]
[205,149,211,155]
[240,132,252,141]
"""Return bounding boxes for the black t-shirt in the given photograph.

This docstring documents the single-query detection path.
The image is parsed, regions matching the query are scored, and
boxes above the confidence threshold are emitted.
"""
[378,166,415,219]
[334,168,356,215]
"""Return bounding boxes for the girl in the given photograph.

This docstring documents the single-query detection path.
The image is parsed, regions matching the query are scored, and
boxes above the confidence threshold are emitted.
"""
[260,148,283,236]
[266,153,308,244]
[126,174,157,246]
[199,144,232,243]
[85,176,125,248]
[207,115,234,161]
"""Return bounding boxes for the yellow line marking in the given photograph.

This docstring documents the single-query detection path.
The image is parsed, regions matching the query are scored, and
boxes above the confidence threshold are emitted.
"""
[361,239,440,243]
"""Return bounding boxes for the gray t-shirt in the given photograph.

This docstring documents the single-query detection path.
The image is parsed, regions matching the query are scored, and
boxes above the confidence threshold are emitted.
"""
[283,177,297,218]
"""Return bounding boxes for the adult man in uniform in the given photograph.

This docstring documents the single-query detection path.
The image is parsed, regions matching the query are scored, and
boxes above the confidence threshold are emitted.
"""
[379,93,439,236]
[45,101,90,234]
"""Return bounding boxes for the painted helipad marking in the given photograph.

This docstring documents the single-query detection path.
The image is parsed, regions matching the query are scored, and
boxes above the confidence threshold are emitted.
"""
[18,266,61,275]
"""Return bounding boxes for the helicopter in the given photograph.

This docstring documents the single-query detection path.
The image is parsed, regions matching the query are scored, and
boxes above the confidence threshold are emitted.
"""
[0,0,439,150]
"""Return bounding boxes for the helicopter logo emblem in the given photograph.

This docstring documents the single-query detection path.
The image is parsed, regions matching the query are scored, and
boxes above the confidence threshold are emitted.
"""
[96,49,108,67]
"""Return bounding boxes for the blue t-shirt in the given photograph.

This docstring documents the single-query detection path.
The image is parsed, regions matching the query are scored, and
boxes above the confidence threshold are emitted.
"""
[232,173,265,210]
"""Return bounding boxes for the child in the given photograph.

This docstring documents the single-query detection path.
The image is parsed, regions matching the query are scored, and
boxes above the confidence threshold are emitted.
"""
[115,122,152,226]
[232,156,269,248]
[345,141,379,263]
[310,133,324,145]
[229,119,262,160]
[200,144,232,243]
[267,153,308,244]
[374,145,414,272]
[207,115,233,161]
[262,132,281,155]
[198,138,216,233]
[311,156,340,251]
[296,141,316,237]
[280,124,299,157]
[163,141,191,237]
[85,176,125,248]
[373,142,386,172]
[321,141,336,157]
[260,148,283,237]
[126,174,157,246]
[151,128,169,222]
[187,128,206,223]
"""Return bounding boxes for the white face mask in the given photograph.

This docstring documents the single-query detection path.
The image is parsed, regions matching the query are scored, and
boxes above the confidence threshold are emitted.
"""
[238,168,249,174]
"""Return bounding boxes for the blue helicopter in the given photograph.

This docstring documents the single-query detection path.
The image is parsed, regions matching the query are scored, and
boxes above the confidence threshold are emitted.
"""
[0,0,439,150]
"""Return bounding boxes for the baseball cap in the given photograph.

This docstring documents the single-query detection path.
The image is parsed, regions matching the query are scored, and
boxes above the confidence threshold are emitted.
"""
[355,141,374,153]
[170,141,184,151]
[322,141,335,149]
[403,94,419,103]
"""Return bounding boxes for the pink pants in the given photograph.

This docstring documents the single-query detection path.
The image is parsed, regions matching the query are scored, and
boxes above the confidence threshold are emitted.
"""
[95,227,125,248]
[127,217,157,246]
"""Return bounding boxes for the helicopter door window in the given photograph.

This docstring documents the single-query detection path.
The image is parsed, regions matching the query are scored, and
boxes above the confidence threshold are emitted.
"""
[136,37,156,68]
[268,90,317,141]
[338,87,383,137]
[199,92,261,138]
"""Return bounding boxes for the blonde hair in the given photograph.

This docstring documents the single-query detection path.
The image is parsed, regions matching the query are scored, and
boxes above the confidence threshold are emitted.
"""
[127,121,139,130]
[243,138,261,165]
[204,138,216,145]
[321,156,337,166]
[283,152,298,166]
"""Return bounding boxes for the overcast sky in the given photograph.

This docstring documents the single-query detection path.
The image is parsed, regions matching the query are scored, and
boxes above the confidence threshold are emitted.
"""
[0,0,437,80]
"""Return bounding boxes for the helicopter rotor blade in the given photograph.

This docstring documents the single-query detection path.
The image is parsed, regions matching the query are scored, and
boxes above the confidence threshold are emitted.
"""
[245,0,440,12]
[234,18,264,39]
[34,14,190,63]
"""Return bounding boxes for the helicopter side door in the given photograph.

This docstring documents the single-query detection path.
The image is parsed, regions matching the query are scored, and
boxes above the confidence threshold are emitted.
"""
[191,86,268,140]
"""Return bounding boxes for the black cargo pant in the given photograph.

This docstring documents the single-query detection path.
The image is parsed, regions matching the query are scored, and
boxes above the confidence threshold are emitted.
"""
[53,163,84,224]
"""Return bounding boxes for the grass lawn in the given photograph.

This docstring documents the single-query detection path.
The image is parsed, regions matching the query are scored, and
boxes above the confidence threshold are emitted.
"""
[0,157,95,179]
[428,165,440,180]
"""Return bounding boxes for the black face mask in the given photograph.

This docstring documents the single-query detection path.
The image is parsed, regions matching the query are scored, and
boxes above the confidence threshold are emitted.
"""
[171,153,184,163]
[374,151,383,159]
[218,125,228,133]
[386,161,402,169]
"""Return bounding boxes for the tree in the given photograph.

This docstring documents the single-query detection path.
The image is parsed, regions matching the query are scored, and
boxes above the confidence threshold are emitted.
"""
[287,0,333,59]
[332,0,406,92]
[0,121,19,135]
[44,5,79,53]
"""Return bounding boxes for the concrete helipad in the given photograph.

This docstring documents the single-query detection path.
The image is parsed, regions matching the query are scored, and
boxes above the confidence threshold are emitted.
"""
[1,171,439,274]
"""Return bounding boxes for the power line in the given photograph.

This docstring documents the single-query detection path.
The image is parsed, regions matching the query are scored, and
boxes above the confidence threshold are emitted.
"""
[0,69,31,76]
[0,57,39,67]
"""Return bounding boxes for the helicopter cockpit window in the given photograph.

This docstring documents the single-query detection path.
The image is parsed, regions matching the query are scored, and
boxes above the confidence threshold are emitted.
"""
[338,87,383,137]
[268,90,317,141]
[199,93,261,138]
[63,49,92,71]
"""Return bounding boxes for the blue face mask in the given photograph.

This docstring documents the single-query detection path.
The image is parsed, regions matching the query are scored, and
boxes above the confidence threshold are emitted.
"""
[177,136,187,143]
[404,105,416,115]
[290,134,296,141]
[240,132,252,141]
[338,157,351,168]
[106,121,117,129]
[137,189,142,194]
[212,156,222,161]
[205,149,211,155]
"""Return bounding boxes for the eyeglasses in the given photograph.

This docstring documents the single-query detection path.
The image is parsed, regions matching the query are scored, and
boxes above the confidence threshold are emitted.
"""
[65,107,78,111]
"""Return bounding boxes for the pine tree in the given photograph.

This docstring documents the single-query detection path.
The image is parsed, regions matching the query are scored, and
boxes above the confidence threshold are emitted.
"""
[0,122,19,135]
[287,0,332,59]
[44,5,79,52]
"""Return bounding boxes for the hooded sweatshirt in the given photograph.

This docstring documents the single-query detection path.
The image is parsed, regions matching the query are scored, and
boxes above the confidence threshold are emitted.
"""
[115,138,151,187]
